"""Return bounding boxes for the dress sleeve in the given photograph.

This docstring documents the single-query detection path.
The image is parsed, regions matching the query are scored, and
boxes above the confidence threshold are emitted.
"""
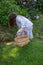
[16,16,25,29]
[21,21,25,29]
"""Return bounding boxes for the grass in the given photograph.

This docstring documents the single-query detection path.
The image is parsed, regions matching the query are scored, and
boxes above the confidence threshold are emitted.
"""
[0,17,43,65]
[0,25,43,65]
[0,39,43,65]
[0,15,43,65]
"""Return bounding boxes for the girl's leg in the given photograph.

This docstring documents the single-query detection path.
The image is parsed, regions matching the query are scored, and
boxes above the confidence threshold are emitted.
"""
[26,25,33,39]
[26,30,33,39]
[29,30,33,39]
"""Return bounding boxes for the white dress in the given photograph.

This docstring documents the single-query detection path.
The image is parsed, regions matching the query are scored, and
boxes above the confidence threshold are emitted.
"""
[16,15,33,39]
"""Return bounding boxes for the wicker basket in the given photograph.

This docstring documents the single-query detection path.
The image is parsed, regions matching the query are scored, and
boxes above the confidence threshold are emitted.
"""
[14,35,30,47]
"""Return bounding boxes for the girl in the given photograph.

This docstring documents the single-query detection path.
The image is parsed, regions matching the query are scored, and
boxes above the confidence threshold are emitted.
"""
[8,13,33,39]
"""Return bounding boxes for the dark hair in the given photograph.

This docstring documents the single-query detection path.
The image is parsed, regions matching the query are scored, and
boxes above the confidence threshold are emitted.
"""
[8,13,17,28]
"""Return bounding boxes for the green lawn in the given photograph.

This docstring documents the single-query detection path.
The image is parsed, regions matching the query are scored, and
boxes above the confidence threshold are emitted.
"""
[0,38,43,65]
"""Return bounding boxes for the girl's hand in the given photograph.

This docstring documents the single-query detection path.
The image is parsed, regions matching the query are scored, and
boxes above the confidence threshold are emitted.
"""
[16,28,23,36]
[17,28,23,33]
[17,32,22,36]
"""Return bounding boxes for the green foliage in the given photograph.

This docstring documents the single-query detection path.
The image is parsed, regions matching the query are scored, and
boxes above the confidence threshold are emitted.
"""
[15,0,43,19]
[0,0,28,26]
[0,0,43,26]
[0,39,43,65]
[38,0,43,13]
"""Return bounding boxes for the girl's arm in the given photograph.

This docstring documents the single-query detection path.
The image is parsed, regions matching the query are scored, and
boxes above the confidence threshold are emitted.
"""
[16,28,24,36]
[17,28,24,33]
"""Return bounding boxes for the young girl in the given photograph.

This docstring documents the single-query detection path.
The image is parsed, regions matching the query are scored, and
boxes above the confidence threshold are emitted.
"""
[9,13,33,39]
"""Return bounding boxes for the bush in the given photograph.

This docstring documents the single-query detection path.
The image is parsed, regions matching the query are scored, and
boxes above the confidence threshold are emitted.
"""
[15,0,43,19]
[0,0,28,26]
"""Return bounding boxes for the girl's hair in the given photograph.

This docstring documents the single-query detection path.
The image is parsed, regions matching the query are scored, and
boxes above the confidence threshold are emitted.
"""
[8,13,17,28]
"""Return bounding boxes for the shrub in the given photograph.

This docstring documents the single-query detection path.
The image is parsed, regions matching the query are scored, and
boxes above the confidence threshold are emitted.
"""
[0,0,28,26]
[15,0,43,19]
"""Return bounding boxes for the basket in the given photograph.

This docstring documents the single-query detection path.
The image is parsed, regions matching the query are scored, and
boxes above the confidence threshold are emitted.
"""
[14,35,30,47]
